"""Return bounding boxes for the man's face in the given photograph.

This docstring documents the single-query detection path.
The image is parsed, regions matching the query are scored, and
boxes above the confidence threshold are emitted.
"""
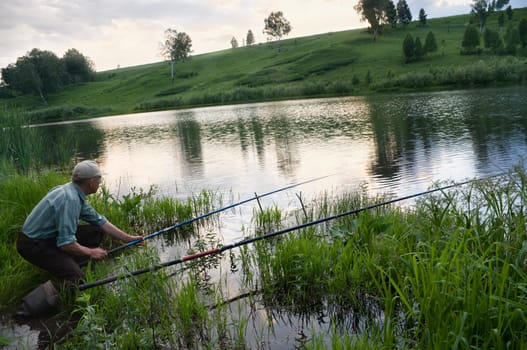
[88,176,102,194]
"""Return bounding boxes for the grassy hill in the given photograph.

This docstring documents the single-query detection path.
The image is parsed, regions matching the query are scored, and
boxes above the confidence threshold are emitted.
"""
[2,7,527,122]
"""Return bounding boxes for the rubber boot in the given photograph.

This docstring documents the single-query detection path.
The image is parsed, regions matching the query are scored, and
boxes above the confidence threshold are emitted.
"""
[16,280,59,318]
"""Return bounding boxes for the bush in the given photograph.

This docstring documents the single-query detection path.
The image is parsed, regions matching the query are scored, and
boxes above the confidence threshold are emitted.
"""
[403,34,415,62]
[373,57,527,90]
[461,25,481,55]
[484,28,505,54]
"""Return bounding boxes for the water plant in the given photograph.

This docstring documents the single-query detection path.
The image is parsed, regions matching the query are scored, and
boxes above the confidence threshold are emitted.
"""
[240,169,527,348]
[0,109,77,174]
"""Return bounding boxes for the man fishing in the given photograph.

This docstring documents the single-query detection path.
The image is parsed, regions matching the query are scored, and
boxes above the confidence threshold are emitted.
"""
[15,160,143,318]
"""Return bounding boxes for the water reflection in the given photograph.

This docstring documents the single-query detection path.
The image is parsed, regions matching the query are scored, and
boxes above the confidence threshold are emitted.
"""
[32,86,527,202]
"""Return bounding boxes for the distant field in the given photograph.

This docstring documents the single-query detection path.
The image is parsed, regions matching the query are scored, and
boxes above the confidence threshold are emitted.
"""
[1,7,526,122]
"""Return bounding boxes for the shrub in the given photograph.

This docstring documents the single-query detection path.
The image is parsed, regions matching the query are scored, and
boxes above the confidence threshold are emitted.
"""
[424,31,438,55]
[461,25,481,55]
[403,34,415,62]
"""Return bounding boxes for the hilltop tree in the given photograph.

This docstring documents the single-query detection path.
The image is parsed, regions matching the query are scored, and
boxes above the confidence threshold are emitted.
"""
[385,0,398,28]
[161,28,192,80]
[231,37,239,48]
[470,0,510,32]
[397,0,412,26]
[506,5,513,20]
[419,8,428,26]
[354,0,389,40]
[246,30,255,46]
[263,11,292,42]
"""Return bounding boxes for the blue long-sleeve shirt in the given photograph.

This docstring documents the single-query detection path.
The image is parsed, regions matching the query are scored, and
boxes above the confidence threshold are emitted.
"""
[22,182,107,247]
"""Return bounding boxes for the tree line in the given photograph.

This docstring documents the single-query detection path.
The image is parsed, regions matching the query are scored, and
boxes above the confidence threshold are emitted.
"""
[353,0,525,62]
[461,14,527,55]
[353,0,512,37]
[0,48,95,102]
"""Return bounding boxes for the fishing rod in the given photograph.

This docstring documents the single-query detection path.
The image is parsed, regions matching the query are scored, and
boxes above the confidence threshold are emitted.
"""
[79,172,507,291]
[105,174,333,256]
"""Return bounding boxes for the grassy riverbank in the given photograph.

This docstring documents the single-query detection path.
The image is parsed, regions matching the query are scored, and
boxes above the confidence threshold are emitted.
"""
[2,166,527,348]
[1,8,526,123]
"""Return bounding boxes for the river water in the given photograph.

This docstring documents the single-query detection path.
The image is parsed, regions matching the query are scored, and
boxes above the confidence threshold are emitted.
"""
[3,85,527,348]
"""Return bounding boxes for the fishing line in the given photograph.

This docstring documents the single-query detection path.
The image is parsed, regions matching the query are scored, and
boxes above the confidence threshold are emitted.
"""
[98,174,334,260]
[79,171,508,291]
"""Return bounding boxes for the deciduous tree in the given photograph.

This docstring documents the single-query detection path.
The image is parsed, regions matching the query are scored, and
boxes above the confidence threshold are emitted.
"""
[263,11,291,41]
[354,0,388,40]
[1,47,95,101]
[1,49,63,102]
[470,0,510,32]
[161,29,192,80]
[2,58,43,100]
[62,48,96,84]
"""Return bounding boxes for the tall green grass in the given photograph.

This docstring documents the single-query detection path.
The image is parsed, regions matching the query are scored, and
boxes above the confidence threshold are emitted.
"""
[0,171,68,304]
[242,169,527,349]
[0,110,77,174]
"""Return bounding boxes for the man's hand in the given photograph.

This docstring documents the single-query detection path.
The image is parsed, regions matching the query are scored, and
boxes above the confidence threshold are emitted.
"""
[61,241,108,259]
[89,247,108,260]
[102,221,144,245]
[128,235,144,246]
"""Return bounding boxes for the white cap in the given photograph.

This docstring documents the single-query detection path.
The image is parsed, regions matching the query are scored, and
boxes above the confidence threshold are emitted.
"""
[72,160,102,181]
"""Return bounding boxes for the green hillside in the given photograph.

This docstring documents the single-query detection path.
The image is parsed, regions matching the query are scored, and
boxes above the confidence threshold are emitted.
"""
[2,8,527,122]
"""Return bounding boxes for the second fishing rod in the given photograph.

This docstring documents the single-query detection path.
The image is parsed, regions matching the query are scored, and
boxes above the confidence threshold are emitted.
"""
[104,174,332,256]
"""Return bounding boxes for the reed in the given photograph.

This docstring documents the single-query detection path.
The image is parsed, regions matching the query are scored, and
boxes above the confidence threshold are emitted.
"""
[0,171,68,305]
[253,204,282,233]
[0,110,77,174]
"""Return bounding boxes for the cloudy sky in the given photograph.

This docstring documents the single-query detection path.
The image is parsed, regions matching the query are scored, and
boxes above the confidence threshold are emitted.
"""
[0,0,524,72]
